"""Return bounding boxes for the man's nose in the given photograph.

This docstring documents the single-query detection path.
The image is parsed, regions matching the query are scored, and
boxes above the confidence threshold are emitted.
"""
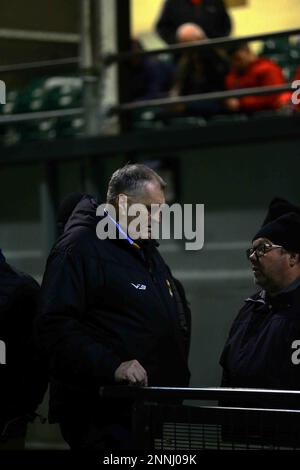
[249,251,258,264]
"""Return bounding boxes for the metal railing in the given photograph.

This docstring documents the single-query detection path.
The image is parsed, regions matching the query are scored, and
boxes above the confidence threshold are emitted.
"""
[99,387,300,450]
[104,27,300,117]
[0,57,79,74]
[0,28,299,129]
[111,84,293,114]
[104,27,300,65]
[0,108,83,125]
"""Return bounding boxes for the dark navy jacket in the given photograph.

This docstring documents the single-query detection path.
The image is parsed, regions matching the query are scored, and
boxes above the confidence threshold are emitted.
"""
[36,195,191,422]
[220,281,300,407]
[0,254,47,427]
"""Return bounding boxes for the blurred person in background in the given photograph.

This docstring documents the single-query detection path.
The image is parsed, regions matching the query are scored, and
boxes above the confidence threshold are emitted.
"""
[167,24,228,117]
[156,0,232,45]
[225,43,291,113]
[128,39,174,102]
[0,250,47,450]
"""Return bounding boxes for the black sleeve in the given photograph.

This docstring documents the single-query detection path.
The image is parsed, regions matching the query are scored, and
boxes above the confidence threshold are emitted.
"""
[156,0,177,45]
[215,0,232,37]
[35,248,122,388]
[172,276,192,358]
[13,282,48,415]
[0,275,47,417]
[219,304,247,389]
[219,341,233,407]
[219,345,231,387]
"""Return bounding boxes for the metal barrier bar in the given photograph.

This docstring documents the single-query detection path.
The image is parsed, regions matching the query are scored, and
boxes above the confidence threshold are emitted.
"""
[99,386,300,405]
[0,85,292,123]
[0,28,80,44]
[145,403,300,450]
[111,84,293,114]
[0,108,83,125]
[0,57,80,74]
[104,27,300,65]
[100,387,300,450]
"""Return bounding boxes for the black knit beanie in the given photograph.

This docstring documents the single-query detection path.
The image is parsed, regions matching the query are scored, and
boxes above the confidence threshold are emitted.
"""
[262,197,300,226]
[252,212,300,253]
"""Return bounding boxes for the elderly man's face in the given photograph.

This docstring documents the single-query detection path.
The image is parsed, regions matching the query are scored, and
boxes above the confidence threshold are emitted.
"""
[248,237,290,293]
[119,180,165,240]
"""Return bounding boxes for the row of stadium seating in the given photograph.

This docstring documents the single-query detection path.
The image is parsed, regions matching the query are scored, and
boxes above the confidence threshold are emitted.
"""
[260,37,300,80]
[1,76,83,114]
[0,76,84,144]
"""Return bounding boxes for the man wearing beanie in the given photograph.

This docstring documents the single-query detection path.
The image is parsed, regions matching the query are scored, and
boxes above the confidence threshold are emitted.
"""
[220,198,300,407]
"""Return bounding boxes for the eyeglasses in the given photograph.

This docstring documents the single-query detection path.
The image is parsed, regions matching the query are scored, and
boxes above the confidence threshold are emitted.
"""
[246,242,284,260]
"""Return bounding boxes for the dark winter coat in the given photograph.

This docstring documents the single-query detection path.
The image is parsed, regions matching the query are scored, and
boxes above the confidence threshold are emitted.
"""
[36,195,191,423]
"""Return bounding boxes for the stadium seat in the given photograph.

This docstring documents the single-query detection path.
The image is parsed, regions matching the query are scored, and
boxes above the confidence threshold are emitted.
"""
[55,116,85,138]
[14,79,48,114]
[1,90,19,115]
[262,38,291,56]
[44,77,83,110]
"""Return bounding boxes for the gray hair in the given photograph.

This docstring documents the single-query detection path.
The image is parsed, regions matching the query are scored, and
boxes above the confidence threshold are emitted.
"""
[106,163,166,205]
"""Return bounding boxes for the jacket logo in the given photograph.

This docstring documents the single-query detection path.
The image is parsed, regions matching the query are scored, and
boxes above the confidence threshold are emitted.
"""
[131,283,146,290]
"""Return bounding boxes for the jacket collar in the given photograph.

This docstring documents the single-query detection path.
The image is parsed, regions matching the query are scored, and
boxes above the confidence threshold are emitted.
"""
[105,210,159,251]
[0,249,5,263]
[245,276,300,307]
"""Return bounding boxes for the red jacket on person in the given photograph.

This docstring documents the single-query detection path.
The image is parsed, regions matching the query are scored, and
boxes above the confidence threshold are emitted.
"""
[226,57,291,112]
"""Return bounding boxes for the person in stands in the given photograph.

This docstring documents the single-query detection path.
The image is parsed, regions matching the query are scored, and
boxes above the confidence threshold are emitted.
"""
[156,0,231,45]
[168,23,228,117]
[224,43,291,114]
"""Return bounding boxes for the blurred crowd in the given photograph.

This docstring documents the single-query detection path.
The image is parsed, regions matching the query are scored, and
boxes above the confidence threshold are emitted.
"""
[128,0,300,119]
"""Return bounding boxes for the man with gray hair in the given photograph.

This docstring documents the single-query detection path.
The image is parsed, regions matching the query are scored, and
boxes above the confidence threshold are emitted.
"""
[36,163,191,450]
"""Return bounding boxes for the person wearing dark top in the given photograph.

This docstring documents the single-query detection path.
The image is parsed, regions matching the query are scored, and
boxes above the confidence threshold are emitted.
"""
[128,39,174,102]
[156,0,232,45]
[168,24,228,117]
[36,164,191,450]
[220,198,300,411]
[0,251,47,449]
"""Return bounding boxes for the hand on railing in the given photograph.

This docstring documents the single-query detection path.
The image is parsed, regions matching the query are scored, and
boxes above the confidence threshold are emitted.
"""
[114,359,148,387]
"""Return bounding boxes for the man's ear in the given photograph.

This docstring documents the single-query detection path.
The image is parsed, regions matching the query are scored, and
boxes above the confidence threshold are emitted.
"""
[289,252,299,267]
